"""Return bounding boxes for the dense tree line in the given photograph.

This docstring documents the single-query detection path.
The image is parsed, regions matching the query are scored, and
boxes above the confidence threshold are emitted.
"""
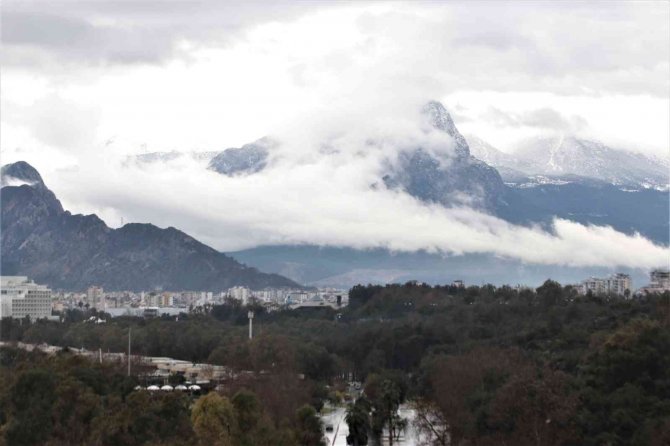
[1,281,669,445]
[0,348,326,446]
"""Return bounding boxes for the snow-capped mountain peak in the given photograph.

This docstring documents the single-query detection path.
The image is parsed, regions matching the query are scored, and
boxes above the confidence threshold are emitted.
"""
[469,134,669,190]
[422,101,470,157]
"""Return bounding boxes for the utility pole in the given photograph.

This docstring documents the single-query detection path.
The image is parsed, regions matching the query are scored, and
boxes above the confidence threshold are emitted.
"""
[248,310,254,340]
[127,327,131,377]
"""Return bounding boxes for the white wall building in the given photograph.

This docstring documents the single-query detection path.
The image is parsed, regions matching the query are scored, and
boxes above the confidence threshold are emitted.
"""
[580,273,632,297]
[1,276,52,319]
[228,286,251,305]
[607,274,632,297]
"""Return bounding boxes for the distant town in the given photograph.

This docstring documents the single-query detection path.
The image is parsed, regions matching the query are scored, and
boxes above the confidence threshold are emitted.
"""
[0,277,349,321]
[1,269,669,322]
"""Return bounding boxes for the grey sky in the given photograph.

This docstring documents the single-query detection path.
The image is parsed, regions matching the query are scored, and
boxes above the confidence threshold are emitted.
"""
[1,1,668,266]
[2,1,668,94]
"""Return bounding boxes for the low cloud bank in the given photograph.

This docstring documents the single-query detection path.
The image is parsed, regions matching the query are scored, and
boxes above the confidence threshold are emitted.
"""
[42,103,668,271]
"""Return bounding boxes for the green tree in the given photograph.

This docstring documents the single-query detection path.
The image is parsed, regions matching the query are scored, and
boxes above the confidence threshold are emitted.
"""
[231,389,261,445]
[346,398,371,446]
[578,319,670,445]
[365,374,406,446]
[50,377,102,445]
[536,280,563,307]
[295,405,325,446]
[5,369,56,446]
[191,393,238,446]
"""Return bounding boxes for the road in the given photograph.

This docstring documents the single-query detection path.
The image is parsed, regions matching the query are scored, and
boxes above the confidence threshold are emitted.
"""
[321,405,419,446]
[322,406,348,446]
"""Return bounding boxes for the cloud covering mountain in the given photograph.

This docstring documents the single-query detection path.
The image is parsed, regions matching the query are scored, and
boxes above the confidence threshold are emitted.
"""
[1,2,667,277]
[470,135,670,189]
[16,99,667,272]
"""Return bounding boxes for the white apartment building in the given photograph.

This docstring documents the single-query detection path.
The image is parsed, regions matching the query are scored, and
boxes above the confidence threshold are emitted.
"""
[607,274,632,296]
[580,273,632,297]
[581,277,608,295]
[0,276,52,319]
[228,286,251,305]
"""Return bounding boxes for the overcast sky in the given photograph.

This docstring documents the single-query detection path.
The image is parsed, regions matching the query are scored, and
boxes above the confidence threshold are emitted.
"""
[1,1,669,268]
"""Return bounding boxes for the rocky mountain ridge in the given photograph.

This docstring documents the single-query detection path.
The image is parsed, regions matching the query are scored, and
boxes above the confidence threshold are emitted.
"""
[0,162,299,291]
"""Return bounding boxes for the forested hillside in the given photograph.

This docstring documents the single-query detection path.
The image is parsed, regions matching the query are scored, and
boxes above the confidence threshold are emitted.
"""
[1,282,669,445]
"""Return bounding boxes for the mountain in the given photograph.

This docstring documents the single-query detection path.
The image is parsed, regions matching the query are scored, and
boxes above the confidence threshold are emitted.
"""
[466,135,529,181]
[515,136,669,189]
[117,101,670,245]
[208,138,273,176]
[1,161,47,187]
[129,150,219,165]
[382,101,507,211]
[470,134,670,190]
[0,162,299,291]
[229,245,652,289]
[205,101,509,211]
[510,179,669,244]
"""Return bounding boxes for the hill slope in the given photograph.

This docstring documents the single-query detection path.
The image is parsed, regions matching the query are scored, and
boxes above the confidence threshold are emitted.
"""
[0,162,298,291]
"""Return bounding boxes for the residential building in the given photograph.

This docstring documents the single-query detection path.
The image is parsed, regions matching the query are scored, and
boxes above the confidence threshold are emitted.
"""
[0,276,52,319]
[637,268,670,295]
[580,273,632,297]
[581,277,608,295]
[651,269,670,289]
[87,286,105,309]
[607,273,632,297]
[228,286,251,305]
[161,293,174,307]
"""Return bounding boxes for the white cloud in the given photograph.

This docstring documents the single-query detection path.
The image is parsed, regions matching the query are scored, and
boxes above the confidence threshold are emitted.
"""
[447,91,670,154]
[1,1,668,270]
[13,99,668,271]
[2,2,668,157]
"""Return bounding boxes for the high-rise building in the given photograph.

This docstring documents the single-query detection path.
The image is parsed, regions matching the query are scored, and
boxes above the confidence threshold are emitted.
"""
[229,286,251,305]
[87,286,105,309]
[651,269,670,289]
[0,276,52,319]
[161,293,173,307]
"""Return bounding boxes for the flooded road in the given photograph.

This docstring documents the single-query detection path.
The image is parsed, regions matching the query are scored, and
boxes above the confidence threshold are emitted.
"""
[321,405,419,446]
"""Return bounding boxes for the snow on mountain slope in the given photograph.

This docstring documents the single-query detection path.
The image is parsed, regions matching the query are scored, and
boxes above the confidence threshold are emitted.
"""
[466,135,529,181]
[207,138,274,176]
[382,101,507,211]
[131,150,219,165]
[468,134,669,190]
[515,135,669,189]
